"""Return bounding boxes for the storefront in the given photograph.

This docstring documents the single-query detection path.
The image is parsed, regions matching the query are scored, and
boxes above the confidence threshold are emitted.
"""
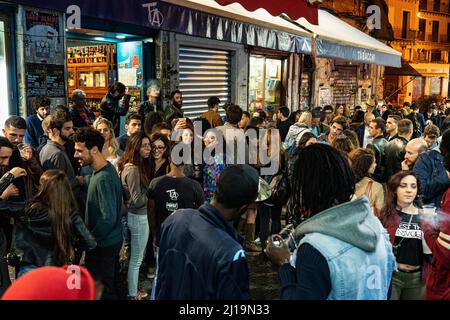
[65,30,154,113]
[294,9,402,109]
[6,0,317,119]
[165,0,313,118]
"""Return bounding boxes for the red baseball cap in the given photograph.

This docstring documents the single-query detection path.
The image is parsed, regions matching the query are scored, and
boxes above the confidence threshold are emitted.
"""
[2,265,96,300]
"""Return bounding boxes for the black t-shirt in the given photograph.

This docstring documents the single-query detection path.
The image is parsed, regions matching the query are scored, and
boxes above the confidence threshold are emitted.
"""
[277,120,292,142]
[393,212,423,266]
[154,160,170,178]
[148,176,205,245]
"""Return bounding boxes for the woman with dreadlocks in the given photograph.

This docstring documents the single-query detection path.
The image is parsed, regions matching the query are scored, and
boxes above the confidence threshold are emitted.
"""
[265,143,396,300]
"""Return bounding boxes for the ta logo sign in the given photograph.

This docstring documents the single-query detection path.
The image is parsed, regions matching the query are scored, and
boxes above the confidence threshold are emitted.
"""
[366,5,381,31]
[66,5,81,30]
[143,2,164,27]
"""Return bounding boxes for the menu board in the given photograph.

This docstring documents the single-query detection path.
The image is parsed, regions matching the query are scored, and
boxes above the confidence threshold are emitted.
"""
[26,63,66,97]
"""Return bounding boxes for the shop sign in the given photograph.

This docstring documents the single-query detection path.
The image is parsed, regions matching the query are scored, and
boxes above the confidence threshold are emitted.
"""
[316,38,401,68]
[357,49,376,63]
[142,2,164,28]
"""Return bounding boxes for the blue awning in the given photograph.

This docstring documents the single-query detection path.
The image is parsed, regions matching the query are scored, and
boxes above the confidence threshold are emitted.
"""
[295,9,402,67]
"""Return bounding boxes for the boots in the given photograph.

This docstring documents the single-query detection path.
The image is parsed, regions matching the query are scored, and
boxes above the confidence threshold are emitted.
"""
[244,223,261,252]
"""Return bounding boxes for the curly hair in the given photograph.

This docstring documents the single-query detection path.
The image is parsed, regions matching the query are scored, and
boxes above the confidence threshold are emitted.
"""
[349,148,375,183]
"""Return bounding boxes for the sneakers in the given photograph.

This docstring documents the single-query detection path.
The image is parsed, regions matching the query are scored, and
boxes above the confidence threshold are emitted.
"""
[244,241,262,252]
[128,291,148,300]
[146,266,156,279]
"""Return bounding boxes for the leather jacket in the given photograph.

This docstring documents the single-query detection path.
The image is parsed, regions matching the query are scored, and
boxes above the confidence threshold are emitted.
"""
[100,93,130,136]
[368,135,388,183]
[0,177,96,266]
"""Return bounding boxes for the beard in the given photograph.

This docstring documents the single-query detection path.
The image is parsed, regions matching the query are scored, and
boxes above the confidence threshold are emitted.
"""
[61,134,74,143]
[0,165,9,176]
[173,101,182,109]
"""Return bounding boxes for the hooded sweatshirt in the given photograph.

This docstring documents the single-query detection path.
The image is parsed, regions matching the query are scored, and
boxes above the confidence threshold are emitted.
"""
[279,197,396,300]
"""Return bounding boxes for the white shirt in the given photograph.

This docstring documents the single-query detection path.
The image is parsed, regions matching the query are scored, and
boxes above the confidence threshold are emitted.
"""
[363,125,373,148]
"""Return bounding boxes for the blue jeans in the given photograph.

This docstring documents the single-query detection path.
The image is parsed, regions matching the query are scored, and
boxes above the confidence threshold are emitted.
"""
[17,264,38,278]
[150,246,158,300]
[127,212,149,297]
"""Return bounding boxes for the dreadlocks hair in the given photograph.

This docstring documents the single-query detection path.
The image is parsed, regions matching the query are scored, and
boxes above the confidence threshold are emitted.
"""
[379,170,423,227]
[292,143,355,219]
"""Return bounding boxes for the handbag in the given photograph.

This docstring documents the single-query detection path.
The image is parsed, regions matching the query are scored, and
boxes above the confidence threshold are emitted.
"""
[268,170,291,206]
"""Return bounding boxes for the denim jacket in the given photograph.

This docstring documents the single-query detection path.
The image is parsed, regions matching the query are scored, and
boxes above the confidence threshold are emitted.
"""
[293,197,396,300]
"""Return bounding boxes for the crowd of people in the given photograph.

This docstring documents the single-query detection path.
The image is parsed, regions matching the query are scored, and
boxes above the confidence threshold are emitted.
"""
[0,81,449,300]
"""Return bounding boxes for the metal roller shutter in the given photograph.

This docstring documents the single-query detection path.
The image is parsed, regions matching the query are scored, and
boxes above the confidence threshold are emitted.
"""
[178,46,231,119]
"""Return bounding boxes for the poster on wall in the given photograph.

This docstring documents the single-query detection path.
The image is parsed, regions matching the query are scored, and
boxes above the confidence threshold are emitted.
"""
[319,87,332,106]
[118,42,144,109]
[24,9,64,64]
[118,42,143,88]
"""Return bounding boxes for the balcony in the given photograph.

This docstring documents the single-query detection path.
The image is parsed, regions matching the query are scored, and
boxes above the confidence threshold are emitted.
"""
[393,28,418,40]
[427,34,439,42]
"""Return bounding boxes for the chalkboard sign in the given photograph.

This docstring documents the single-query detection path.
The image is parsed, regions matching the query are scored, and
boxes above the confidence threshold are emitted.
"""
[26,63,65,97]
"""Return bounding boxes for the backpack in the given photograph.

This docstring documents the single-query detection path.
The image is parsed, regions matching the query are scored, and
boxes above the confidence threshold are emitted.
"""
[284,125,310,157]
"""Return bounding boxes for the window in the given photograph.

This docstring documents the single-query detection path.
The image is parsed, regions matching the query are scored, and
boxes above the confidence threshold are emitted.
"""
[432,21,439,42]
[419,0,427,11]
[433,0,440,11]
[402,11,410,39]
[419,19,426,41]
[447,23,450,42]
[249,55,284,113]
[431,50,441,62]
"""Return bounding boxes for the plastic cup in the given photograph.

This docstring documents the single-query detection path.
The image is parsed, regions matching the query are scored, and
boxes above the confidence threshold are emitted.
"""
[421,205,437,216]
[17,143,32,160]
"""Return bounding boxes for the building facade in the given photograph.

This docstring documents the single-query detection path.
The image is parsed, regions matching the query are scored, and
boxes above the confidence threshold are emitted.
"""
[385,0,450,104]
